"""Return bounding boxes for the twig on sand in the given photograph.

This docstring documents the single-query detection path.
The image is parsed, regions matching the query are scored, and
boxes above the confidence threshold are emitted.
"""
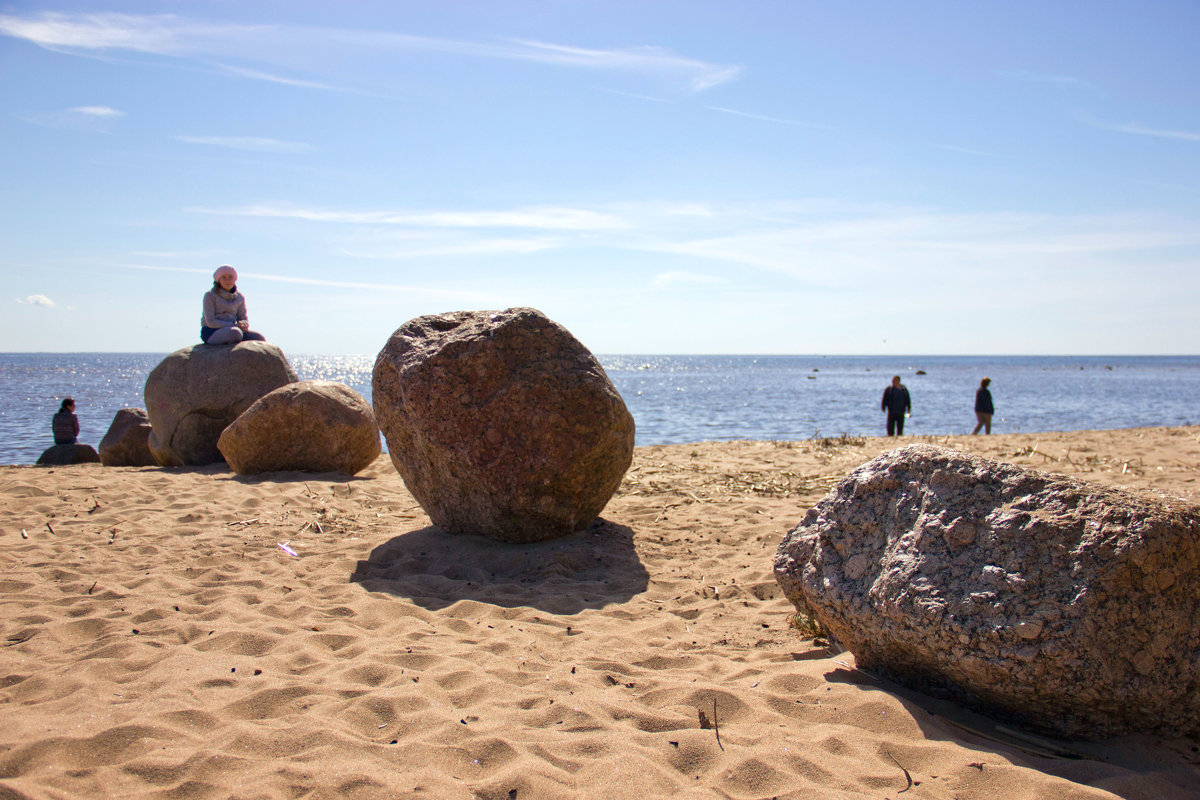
[885,750,913,792]
[45,522,56,535]
[712,698,723,751]
[228,518,259,527]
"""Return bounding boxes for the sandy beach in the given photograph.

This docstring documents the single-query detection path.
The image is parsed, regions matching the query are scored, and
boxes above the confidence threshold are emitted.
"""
[3,426,1199,799]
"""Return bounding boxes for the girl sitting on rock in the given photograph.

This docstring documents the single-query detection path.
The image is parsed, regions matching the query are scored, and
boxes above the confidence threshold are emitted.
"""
[201,265,266,345]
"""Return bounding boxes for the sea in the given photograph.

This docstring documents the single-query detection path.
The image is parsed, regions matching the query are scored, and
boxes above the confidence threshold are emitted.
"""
[2,353,1199,466]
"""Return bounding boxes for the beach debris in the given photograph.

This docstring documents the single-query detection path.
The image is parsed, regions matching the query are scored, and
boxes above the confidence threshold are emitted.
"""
[98,407,156,467]
[712,698,723,751]
[372,307,634,544]
[218,380,380,476]
[886,750,913,792]
[20,530,27,539]
[775,443,1200,739]
[277,542,299,557]
[45,522,55,535]
[144,341,296,466]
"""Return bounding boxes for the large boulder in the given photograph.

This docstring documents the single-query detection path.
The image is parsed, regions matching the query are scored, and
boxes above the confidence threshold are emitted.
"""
[217,380,380,475]
[774,444,1200,740]
[99,407,156,467]
[144,342,296,466]
[37,443,100,466]
[372,307,635,544]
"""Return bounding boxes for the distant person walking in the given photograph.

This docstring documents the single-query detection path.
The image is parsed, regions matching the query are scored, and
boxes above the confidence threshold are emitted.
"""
[201,265,267,345]
[52,398,79,445]
[881,375,911,436]
[973,377,994,434]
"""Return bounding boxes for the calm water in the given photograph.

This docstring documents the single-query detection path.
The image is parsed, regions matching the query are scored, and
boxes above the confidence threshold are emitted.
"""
[2,353,1198,466]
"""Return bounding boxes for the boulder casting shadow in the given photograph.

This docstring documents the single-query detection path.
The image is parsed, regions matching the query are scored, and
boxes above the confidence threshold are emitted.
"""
[350,519,648,613]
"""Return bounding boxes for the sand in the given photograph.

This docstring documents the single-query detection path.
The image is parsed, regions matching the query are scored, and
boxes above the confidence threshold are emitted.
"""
[2,426,1200,799]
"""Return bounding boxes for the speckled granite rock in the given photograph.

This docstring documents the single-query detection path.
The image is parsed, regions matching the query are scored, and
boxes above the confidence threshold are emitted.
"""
[145,342,296,466]
[99,407,155,467]
[372,307,634,544]
[37,443,100,466]
[774,444,1200,740]
[218,381,380,475]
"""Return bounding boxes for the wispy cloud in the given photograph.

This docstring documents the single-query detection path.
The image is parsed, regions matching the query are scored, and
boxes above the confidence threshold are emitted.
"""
[340,238,558,259]
[997,69,1101,94]
[125,263,489,299]
[188,203,628,230]
[934,143,999,158]
[0,12,741,94]
[69,105,124,117]
[175,135,315,154]
[17,104,125,131]
[17,294,55,307]
[502,38,742,92]
[651,270,728,288]
[635,208,1200,286]
[215,64,348,92]
[1105,122,1200,143]
[707,106,832,129]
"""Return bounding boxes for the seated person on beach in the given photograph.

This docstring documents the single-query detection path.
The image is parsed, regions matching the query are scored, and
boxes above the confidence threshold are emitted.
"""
[200,265,266,345]
[52,398,79,445]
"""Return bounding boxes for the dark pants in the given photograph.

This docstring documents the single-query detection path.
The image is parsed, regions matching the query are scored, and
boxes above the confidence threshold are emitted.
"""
[887,412,905,436]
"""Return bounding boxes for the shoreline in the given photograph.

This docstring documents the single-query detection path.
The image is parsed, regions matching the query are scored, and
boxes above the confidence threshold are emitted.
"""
[2,425,1198,797]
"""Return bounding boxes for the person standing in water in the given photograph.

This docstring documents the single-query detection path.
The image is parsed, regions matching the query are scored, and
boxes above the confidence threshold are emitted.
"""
[881,375,911,436]
[973,377,994,434]
[201,265,266,345]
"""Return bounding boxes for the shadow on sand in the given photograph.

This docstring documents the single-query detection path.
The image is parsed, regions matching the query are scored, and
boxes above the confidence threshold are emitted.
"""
[821,664,1200,799]
[349,518,649,614]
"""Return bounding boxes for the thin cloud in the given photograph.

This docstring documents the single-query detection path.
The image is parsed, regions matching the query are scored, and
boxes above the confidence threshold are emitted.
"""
[707,106,832,129]
[18,105,125,131]
[997,69,1101,94]
[1106,122,1200,144]
[651,270,728,288]
[69,105,124,117]
[0,12,254,55]
[505,38,742,92]
[17,294,55,307]
[934,143,1000,158]
[0,12,741,94]
[188,203,628,230]
[125,263,489,299]
[175,136,315,154]
[341,238,558,259]
[215,64,347,92]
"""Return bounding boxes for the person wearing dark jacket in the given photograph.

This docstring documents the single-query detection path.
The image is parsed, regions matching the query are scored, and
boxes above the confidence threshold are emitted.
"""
[973,377,994,434]
[881,376,911,436]
[52,398,79,445]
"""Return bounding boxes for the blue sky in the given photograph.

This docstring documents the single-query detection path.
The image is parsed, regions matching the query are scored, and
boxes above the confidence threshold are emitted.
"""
[2,1,1198,354]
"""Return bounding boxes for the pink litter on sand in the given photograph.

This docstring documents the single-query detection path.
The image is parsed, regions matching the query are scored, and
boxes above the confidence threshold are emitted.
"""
[278,543,299,557]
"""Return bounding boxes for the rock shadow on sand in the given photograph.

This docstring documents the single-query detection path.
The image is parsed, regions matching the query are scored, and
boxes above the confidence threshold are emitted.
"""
[820,664,1200,797]
[349,518,648,613]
